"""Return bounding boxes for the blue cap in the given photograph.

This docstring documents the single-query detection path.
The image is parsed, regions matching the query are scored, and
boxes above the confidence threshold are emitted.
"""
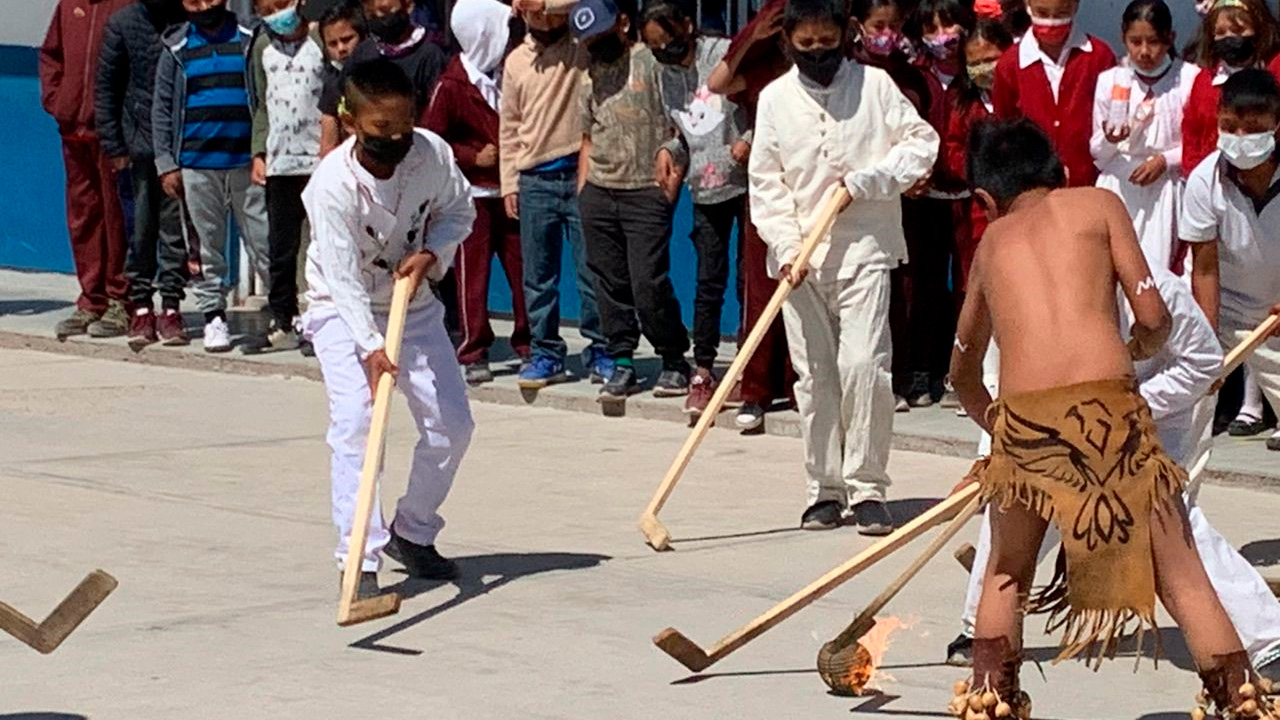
[570,0,619,41]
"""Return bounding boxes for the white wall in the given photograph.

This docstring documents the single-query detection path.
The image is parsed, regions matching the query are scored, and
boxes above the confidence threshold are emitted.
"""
[0,0,58,47]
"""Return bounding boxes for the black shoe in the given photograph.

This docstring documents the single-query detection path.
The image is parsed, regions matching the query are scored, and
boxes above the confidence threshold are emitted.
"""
[653,368,690,398]
[338,571,383,600]
[906,372,934,408]
[387,531,459,580]
[598,365,639,402]
[800,500,843,530]
[1229,416,1271,436]
[299,339,315,357]
[850,499,894,536]
[946,634,974,667]
[1269,434,1280,452]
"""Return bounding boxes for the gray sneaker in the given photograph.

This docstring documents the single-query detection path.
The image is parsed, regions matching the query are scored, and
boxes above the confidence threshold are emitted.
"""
[55,307,100,339]
[465,362,494,385]
[87,301,129,338]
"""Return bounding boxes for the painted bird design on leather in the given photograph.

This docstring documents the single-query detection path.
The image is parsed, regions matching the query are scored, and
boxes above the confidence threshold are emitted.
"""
[999,400,1148,551]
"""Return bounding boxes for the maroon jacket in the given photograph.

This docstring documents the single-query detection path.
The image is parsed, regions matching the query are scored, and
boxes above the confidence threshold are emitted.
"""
[40,0,132,137]
[424,57,499,191]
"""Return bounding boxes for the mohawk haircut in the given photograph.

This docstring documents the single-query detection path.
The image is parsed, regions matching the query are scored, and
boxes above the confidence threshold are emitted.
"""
[341,57,415,114]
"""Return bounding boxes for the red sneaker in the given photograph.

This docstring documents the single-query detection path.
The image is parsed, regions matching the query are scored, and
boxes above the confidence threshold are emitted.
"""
[127,309,158,351]
[156,309,190,346]
[684,372,717,417]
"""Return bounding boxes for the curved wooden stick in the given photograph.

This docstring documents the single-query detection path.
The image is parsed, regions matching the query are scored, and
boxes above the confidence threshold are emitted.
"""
[638,186,852,551]
[0,570,118,654]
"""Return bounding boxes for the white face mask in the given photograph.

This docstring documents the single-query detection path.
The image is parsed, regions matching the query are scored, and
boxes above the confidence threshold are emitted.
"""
[1219,130,1277,170]
[1132,54,1172,79]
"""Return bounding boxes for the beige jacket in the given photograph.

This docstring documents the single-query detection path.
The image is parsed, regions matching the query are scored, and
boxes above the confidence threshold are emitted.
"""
[499,33,587,196]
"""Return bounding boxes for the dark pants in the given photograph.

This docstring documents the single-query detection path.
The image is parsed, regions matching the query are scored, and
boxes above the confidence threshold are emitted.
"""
[266,175,309,327]
[124,155,187,308]
[688,197,741,368]
[517,169,605,361]
[738,213,794,406]
[579,182,689,363]
[455,197,532,365]
[62,136,129,313]
[890,196,956,393]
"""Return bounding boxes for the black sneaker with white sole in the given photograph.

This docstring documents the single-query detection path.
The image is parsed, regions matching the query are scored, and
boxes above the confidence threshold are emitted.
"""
[653,368,691,397]
[946,633,973,667]
[386,531,459,580]
[599,365,639,402]
[800,500,843,530]
[850,499,894,536]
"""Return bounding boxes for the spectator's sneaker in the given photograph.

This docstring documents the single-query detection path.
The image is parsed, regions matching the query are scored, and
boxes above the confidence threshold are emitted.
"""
[299,339,315,357]
[598,365,639,402]
[387,531,459,580]
[1268,432,1280,452]
[55,308,100,339]
[586,348,614,384]
[1229,414,1269,437]
[653,367,691,398]
[337,571,383,600]
[156,308,190,346]
[517,356,569,389]
[894,395,910,413]
[87,301,129,338]
[203,316,232,353]
[684,372,717,416]
[800,500,843,530]
[946,634,974,667]
[244,326,300,354]
[939,379,962,409]
[127,309,158,351]
[735,402,765,430]
[850,499,894,536]
[906,372,934,408]
[465,362,494,385]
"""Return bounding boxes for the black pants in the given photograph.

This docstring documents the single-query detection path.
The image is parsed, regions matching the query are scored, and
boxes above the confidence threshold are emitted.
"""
[124,154,187,309]
[689,197,741,368]
[265,175,308,327]
[579,183,689,363]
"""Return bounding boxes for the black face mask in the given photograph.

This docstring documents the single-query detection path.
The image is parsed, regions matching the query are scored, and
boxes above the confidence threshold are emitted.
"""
[527,24,569,47]
[367,9,412,43]
[1213,35,1257,66]
[588,33,627,64]
[652,36,690,65]
[188,4,228,32]
[789,46,843,87]
[360,132,414,168]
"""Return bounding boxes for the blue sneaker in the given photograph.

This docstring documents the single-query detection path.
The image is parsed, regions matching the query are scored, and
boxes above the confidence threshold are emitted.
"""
[586,348,615,384]
[517,356,569,389]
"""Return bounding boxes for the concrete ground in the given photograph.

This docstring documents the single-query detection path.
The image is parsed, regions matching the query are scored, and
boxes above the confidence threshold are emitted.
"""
[4,348,1280,719]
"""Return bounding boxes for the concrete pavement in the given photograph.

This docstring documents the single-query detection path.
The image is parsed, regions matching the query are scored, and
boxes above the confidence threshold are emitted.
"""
[3,348,1280,719]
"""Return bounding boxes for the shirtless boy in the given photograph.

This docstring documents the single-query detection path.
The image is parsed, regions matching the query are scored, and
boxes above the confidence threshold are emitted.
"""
[948,117,1271,719]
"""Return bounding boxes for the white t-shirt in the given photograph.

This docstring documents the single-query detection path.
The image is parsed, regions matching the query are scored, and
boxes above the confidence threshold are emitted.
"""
[1179,151,1280,327]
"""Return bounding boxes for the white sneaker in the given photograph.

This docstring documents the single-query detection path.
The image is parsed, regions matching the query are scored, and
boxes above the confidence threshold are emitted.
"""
[895,395,910,413]
[735,402,765,430]
[203,317,231,353]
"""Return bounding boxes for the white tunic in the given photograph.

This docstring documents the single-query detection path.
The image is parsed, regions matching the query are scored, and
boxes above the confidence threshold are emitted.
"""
[302,131,475,358]
[1089,60,1199,273]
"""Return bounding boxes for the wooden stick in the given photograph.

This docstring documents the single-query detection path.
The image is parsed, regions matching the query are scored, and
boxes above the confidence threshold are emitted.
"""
[954,543,977,574]
[0,570,118,654]
[825,495,983,652]
[653,483,979,672]
[639,187,852,551]
[336,276,412,626]
[1221,313,1280,380]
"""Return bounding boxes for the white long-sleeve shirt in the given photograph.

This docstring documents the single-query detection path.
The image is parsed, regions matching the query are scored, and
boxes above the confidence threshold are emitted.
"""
[748,61,939,281]
[302,130,475,358]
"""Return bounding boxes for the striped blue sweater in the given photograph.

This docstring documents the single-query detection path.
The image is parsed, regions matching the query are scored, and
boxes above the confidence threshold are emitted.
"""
[179,23,252,170]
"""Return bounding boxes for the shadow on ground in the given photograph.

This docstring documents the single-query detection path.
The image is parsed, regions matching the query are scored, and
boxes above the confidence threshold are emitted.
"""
[0,714,89,720]
[349,551,610,655]
[0,299,72,317]
[1025,626,1194,672]
[1241,539,1280,567]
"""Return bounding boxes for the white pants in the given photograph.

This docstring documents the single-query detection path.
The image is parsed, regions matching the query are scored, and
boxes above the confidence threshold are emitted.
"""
[780,267,894,507]
[305,301,474,571]
[1221,321,1280,433]
[182,166,271,314]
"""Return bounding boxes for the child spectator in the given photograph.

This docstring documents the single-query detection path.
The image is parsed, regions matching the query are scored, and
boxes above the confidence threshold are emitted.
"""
[992,0,1116,188]
[153,0,271,353]
[425,0,533,384]
[1180,0,1280,177]
[573,0,691,402]
[501,5,611,388]
[248,0,327,353]
[642,0,750,417]
[301,59,475,589]
[318,2,366,155]
[95,0,191,349]
[40,0,134,340]
[1090,0,1198,273]
[750,0,938,534]
[909,0,974,91]
[1181,68,1280,453]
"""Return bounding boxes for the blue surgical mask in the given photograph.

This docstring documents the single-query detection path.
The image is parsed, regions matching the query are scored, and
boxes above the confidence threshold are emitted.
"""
[264,5,303,36]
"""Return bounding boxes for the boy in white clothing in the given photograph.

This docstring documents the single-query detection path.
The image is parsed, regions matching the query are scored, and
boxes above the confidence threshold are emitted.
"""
[749,0,938,535]
[301,59,476,594]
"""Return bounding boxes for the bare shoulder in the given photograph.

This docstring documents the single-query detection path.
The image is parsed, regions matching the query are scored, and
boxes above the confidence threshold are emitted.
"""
[1051,186,1125,212]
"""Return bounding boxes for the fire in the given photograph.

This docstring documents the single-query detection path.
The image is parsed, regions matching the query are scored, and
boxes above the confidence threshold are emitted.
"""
[817,616,909,696]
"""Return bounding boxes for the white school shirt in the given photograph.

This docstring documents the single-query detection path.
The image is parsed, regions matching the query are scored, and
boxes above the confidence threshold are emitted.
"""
[1179,151,1280,328]
[1118,268,1222,465]
[749,61,939,281]
[302,130,476,358]
[1018,24,1094,102]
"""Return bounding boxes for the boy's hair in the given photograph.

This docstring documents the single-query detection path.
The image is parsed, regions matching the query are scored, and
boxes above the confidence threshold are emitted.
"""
[1219,67,1280,119]
[1195,0,1278,66]
[342,57,415,113]
[784,0,849,33]
[906,0,975,41]
[967,118,1066,210]
[640,0,693,36]
[320,0,367,35]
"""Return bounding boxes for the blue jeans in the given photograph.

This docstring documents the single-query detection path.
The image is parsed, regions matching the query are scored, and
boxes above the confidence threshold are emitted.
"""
[518,169,605,361]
